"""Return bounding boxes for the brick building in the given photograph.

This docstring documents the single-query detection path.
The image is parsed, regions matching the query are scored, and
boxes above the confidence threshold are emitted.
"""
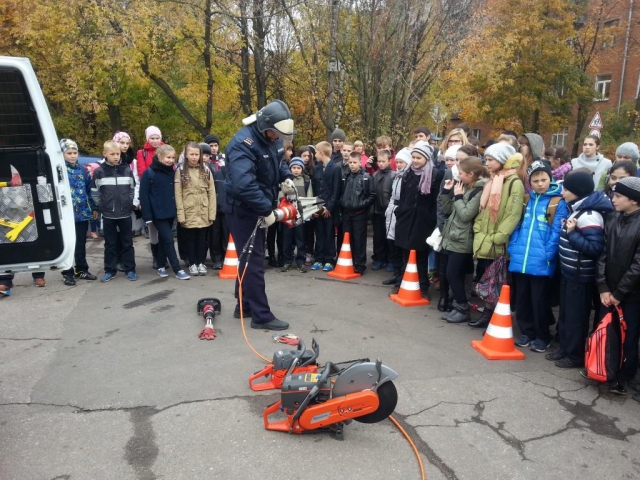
[449,0,640,155]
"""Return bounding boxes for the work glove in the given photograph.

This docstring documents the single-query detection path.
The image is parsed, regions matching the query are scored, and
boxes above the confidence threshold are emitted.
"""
[281,178,296,195]
[261,211,277,228]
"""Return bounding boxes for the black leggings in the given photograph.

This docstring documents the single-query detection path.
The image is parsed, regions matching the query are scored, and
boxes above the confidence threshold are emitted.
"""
[447,251,473,304]
[183,227,208,266]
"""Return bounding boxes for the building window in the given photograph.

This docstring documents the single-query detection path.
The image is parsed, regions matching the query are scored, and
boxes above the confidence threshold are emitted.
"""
[472,129,481,141]
[551,128,568,147]
[602,19,619,48]
[595,74,612,101]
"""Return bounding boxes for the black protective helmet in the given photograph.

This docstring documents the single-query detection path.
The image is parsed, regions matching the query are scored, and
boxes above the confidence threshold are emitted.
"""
[198,142,212,155]
[243,100,296,141]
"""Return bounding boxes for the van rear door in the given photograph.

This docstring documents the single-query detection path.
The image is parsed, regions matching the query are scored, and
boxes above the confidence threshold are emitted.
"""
[0,56,75,273]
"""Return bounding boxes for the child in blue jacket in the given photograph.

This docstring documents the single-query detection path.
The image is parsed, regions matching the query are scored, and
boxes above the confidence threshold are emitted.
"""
[508,161,569,353]
[59,139,98,286]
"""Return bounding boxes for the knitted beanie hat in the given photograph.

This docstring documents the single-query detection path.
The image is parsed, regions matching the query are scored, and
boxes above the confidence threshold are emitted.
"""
[331,128,346,141]
[204,134,220,145]
[527,160,553,181]
[288,157,305,170]
[444,145,461,159]
[563,171,594,199]
[112,131,130,143]
[612,176,640,203]
[411,140,434,161]
[395,147,412,166]
[615,142,640,162]
[484,143,516,165]
[60,138,78,153]
[145,126,162,141]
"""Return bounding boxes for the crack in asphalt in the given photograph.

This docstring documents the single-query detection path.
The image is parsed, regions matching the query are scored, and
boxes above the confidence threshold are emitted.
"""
[391,412,460,480]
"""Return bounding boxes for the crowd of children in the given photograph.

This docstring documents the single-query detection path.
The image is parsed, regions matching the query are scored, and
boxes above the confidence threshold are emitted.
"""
[2,124,639,402]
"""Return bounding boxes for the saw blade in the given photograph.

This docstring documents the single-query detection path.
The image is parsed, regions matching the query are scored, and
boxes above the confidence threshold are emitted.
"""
[354,381,398,424]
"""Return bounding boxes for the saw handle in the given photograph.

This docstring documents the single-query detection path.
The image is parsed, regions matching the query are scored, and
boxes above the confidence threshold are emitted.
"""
[300,338,319,367]
[289,361,335,430]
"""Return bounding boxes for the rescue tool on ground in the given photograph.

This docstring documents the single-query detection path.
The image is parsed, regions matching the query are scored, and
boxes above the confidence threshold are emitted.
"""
[249,338,319,391]
[197,298,221,340]
[262,356,398,440]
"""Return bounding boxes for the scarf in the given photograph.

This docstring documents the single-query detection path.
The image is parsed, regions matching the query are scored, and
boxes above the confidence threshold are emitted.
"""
[479,168,517,223]
[150,156,175,174]
[410,161,433,195]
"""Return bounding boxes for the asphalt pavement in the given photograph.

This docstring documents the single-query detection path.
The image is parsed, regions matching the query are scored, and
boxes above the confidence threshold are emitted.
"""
[1,236,640,480]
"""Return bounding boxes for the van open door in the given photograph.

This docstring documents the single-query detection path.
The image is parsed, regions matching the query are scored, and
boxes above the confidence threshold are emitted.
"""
[0,56,75,273]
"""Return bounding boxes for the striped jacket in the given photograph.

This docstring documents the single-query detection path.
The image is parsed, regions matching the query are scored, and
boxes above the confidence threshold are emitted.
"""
[90,160,135,219]
[558,191,613,283]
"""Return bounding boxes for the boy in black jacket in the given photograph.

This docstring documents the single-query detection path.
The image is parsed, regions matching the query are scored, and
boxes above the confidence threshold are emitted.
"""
[341,152,375,274]
[312,141,341,272]
[371,149,394,270]
[91,141,136,282]
[596,176,640,397]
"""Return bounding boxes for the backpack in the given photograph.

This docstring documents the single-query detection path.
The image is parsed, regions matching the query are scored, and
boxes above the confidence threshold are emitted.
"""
[584,306,627,383]
[523,194,561,226]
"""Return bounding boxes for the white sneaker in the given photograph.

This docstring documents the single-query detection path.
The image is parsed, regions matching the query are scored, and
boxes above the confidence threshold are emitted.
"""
[197,263,207,275]
[157,267,169,278]
[189,264,198,276]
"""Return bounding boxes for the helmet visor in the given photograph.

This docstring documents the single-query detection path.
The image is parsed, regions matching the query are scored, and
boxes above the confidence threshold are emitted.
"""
[272,119,296,142]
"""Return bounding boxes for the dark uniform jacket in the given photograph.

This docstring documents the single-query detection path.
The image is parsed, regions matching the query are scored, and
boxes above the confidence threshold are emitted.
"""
[597,208,640,301]
[371,167,394,215]
[316,161,342,214]
[340,168,375,212]
[223,124,291,216]
[90,160,135,219]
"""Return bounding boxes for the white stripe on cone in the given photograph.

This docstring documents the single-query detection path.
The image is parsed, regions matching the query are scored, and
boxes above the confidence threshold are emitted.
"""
[340,244,351,252]
[494,302,511,316]
[405,263,418,273]
[400,280,420,291]
[224,257,238,266]
[227,243,236,251]
[337,257,353,266]
[485,323,513,339]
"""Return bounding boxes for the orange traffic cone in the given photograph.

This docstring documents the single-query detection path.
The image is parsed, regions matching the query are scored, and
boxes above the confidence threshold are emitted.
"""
[390,250,429,307]
[218,234,239,280]
[471,285,525,360]
[327,232,361,280]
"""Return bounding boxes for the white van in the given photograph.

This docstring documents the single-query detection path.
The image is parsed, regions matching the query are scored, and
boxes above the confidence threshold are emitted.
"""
[0,56,75,273]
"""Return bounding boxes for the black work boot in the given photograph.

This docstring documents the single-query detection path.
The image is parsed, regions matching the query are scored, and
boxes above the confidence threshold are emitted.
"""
[469,307,493,328]
[437,294,449,312]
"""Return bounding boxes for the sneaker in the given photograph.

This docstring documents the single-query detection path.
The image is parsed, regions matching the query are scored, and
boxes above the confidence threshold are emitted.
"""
[189,264,199,276]
[116,262,126,272]
[514,334,533,347]
[386,263,394,272]
[251,318,289,331]
[33,278,46,287]
[305,254,313,265]
[529,339,551,353]
[354,265,367,274]
[322,263,334,272]
[175,270,190,280]
[197,263,207,275]
[234,307,252,318]
[157,268,169,278]
[555,358,583,369]
[382,277,398,285]
[372,261,386,271]
[609,383,627,395]
[212,261,223,270]
[75,271,97,281]
[310,262,323,271]
[100,272,116,283]
[281,263,292,272]
[126,271,138,281]
[297,263,308,273]
[63,275,76,286]
[0,285,11,297]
